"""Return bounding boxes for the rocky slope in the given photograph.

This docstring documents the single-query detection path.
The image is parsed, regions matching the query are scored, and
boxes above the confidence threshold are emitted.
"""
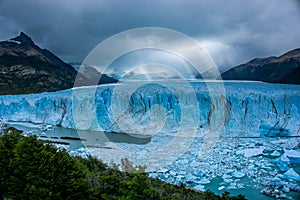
[0,32,117,95]
[221,48,300,84]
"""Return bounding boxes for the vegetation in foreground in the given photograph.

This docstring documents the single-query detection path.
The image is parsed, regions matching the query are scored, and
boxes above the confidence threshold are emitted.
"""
[0,128,247,200]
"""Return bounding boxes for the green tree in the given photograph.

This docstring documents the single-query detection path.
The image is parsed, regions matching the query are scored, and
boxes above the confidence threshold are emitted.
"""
[0,128,88,199]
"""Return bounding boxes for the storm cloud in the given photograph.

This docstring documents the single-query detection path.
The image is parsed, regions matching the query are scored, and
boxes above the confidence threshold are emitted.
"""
[0,0,299,70]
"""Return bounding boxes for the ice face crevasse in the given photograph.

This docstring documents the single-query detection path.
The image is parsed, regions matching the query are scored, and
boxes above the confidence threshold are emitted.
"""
[0,82,300,137]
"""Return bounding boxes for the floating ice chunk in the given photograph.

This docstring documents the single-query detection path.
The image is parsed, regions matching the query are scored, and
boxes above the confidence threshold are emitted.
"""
[274,154,290,172]
[260,163,274,171]
[199,178,210,185]
[193,171,203,178]
[284,149,300,158]
[281,154,290,163]
[281,168,300,182]
[222,174,232,179]
[261,187,287,199]
[235,150,243,155]
[247,164,256,171]
[238,147,264,157]
[274,154,290,164]
[231,171,245,179]
[279,161,289,172]
[223,179,233,183]
[175,174,185,180]
[185,174,196,183]
[40,124,54,131]
[228,183,237,189]
[169,170,177,176]
[69,147,88,158]
[284,149,300,164]
[248,143,255,148]
[269,177,282,186]
[190,160,200,168]
[270,151,281,157]
[271,139,300,149]
[74,147,85,153]
[282,186,290,193]
[218,186,225,191]
[148,173,158,179]
[194,185,205,191]
[54,144,69,150]
[158,168,169,173]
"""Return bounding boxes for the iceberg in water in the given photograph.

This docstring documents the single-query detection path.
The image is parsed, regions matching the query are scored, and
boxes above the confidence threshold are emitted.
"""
[236,148,264,158]
[281,168,300,182]
[284,149,300,164]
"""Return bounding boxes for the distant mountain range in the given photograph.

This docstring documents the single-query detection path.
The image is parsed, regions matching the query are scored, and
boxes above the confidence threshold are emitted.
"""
[1,32,299,96]
[221,48,300,84]
[0,32,117,95]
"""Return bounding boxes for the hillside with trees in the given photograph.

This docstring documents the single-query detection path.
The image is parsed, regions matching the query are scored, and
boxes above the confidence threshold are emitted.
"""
[0,128,246,200]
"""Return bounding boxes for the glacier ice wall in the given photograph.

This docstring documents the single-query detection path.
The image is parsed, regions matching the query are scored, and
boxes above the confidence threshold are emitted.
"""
[0,81,299,137]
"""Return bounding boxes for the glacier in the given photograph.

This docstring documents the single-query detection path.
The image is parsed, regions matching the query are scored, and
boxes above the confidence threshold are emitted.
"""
[1,80,300,199]
[0,81,300,138]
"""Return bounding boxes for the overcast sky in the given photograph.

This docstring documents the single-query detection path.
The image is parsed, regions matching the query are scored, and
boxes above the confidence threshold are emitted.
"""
[0,0,299,71]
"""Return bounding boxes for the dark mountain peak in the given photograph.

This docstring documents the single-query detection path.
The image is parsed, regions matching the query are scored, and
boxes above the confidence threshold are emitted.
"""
[247,56,277,66]
[280,48,300,59]
[221,48,300,84]
[10,32,35,46]
[0,32,118,95]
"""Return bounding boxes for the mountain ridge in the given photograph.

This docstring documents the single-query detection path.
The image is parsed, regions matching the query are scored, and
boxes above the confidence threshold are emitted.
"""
[0,32,117,95]
[221,48,300,84]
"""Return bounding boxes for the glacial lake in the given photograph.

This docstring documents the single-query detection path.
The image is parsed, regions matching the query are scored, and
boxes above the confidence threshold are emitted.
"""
[9,121,300,200]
